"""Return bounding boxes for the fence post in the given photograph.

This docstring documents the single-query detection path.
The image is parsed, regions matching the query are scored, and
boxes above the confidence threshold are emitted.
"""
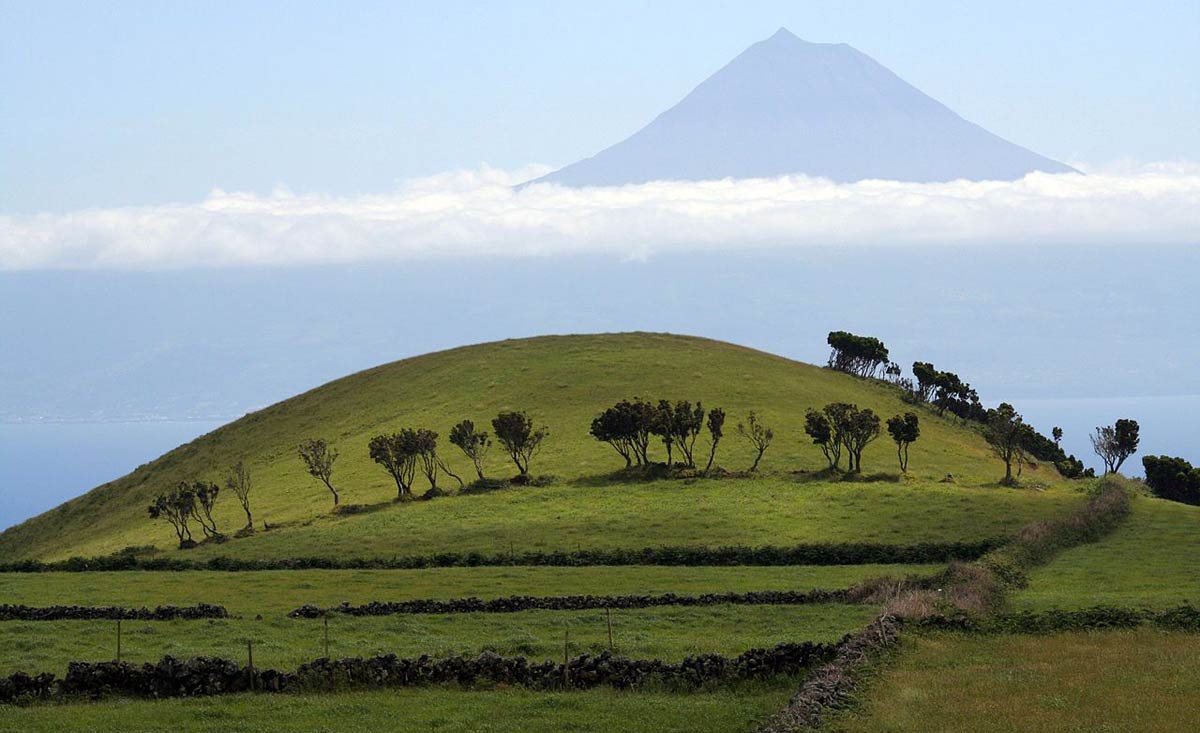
[562,630,570,688]
[606,608,613,651]
[247,640,255,692]
[323,614,330,658]
[116,619,122,663]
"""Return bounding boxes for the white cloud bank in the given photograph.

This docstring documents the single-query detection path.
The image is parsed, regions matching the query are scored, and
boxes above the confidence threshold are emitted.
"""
[2,162,1198,269]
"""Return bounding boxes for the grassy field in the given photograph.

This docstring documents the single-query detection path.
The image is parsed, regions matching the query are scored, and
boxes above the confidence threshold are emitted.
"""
[0,333,1051,563]
[0,604,874,675]
[169,478,1079,562]
[0,564,936,616]
[1012,495,1200,610]
[828,630,1200,733]
[0,684,799,733]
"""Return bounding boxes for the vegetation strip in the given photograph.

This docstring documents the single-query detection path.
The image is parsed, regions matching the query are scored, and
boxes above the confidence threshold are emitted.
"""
[759,615,900,732]
[288,589,849,618]
[0,540,1001,574]
[916,604,1200,634]
[759,479,1136,731]
[0,604,228,622]
[0,641,837,704]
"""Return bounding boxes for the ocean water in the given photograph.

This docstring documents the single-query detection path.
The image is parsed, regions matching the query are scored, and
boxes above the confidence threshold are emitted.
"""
[1007,394,1200,476]
[0,420,224,533]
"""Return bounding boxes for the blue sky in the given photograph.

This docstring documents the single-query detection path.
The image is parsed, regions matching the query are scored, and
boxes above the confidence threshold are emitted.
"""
[2,0,1197,213]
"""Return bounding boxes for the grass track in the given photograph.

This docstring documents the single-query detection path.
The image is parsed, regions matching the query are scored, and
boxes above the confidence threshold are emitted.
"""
[0,684,798,733]
[0,564,937,616]
[828,630,1200,733]
[0,604,874,676]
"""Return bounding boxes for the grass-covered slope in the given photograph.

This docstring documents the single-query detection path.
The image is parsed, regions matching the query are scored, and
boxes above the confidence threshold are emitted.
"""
[0,333,1059,562]
[1013,495,1200,610]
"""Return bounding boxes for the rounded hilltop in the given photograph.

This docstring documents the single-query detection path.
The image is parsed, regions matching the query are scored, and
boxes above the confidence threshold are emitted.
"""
[0,332,1069,564]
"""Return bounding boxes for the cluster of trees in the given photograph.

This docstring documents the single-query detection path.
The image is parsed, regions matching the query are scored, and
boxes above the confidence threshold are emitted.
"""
[367,428,463,500]
[826,332,890,378]
[910,361,986,422]
[299,411,549,508]
[803,403,919,474]
[982,402,1140,486]
[588,398,734,472]
[827,331,1095,480]
[1142,455,1200,505]
[147,462,255,549]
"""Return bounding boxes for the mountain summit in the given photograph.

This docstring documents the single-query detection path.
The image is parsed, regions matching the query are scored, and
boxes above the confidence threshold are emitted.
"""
[528,28,1074,186]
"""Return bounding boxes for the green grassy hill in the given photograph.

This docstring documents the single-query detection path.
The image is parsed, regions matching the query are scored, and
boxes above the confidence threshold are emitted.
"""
[0,333,1069,562]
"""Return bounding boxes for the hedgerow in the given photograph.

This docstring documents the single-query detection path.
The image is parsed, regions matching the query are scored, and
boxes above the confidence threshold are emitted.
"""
[288,588,847,618]
[0,539,1002,574]
[0,641,838,704]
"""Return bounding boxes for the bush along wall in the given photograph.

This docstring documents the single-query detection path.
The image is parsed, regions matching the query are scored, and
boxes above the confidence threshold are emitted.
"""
[0,539,1004,574]
[0,641,838,705]
[916,604,1200,634]
[0,603,229,621]
[289,588,849,618]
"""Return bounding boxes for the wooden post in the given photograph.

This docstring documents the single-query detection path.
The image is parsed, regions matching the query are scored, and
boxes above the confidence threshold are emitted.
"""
[323,615,330,658]
[247,640,255,692]
[562,630,570,688]
[116,619,122,662]
[606,608,613,651]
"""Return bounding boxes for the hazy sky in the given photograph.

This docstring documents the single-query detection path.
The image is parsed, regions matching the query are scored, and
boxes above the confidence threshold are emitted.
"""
[3,0,1197,213]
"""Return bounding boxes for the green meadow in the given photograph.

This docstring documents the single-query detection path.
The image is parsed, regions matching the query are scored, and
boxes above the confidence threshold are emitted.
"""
[0,685,799,733]
[0,564,936,615]
[1012,496,1200,610]
[828,630,1200,733]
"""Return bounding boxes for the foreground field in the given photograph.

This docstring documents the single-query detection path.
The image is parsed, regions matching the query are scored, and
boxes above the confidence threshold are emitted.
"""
[0,564,936,616]
[828,630,1200,733]
[0,603,874,675]
[0,684,798,733]
[1013,496,1200,610]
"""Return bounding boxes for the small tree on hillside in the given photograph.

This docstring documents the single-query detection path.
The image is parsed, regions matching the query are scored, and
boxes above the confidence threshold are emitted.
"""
[369,431,418,498]
[842,407,882,474]
[1052,426,1063,447]
[224,461,254,531]
[299,438,340,506]
[590,401,638,468]
[148,485,196,549]
[449,419,492,480]
[737,411,774,472]
[191,480,222,539]
[651,400,678,466]
[984,403,1027,486]
[887,412,921,473]
[673,400,706,469]
[704,406,726,475]
[414,428,443,490]
[911,362,939,402]
[804,408,841,471]
[492,411,548,477]
[1091,419,1140,475]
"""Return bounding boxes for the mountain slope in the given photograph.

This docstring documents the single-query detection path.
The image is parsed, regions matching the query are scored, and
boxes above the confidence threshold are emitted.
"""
[0,333,1060,562]
[529,28,1074,186]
